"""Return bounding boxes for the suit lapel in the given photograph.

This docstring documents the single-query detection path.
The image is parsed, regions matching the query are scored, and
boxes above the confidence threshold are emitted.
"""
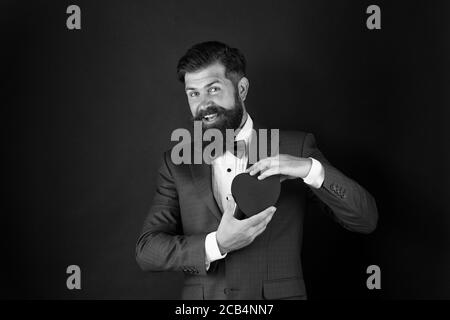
[247,120,276,169]
[247,120,260,169]
[189,144,222,222]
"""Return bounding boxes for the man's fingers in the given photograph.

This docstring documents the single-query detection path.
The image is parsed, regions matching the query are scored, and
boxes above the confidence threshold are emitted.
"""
[245,206,276,226]
[246,158,268,176]
[251,217,273,238]
[245,160,263,173]
[253,224,267,238]
[223,194,236,217]
[257,167,278,180]
[247,213,274,235]
[248,157,279,177]
[257,212,275,230]
[247,163,261,176]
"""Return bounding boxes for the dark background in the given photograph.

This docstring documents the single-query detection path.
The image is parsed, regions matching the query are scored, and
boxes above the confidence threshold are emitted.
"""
[2,0,449,299]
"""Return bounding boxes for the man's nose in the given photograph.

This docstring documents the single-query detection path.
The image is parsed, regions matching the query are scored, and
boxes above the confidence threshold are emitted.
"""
[197,100,214,114]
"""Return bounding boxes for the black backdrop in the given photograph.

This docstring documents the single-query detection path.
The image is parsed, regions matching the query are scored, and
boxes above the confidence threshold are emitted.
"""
[2,0,449,299]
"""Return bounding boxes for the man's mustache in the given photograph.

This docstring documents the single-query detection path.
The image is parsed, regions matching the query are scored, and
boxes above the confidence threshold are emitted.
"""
[192,105,227,121]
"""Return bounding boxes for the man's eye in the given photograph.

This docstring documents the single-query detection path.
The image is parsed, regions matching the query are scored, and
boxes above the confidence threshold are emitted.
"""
[189,92,199,98]
[208,87,220,93]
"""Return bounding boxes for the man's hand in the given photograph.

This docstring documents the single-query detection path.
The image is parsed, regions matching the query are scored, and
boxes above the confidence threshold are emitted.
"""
[216,195,276,255]
[245,154,312,182]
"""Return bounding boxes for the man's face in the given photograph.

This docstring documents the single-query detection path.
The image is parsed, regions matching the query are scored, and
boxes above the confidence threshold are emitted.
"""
[185,63,243,132]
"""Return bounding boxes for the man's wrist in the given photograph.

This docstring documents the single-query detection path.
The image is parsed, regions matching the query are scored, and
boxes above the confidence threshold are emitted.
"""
[302,158,313,178]
[205,231,227,265]
[217,237,227,255]
[302,157,325,188]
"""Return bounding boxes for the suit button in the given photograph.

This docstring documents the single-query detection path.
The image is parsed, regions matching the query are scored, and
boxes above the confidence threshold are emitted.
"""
[224,288,239,295]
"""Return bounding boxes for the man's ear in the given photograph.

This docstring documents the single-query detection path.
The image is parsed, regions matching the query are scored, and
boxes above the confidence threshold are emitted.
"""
[237,77,250,101]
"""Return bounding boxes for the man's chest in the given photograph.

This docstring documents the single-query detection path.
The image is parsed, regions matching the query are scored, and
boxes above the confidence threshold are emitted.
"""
[211,152,248,213]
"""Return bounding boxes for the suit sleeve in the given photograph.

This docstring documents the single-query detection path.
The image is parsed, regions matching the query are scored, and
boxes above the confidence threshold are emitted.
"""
[135,151,209,275]
[302,133,379,234]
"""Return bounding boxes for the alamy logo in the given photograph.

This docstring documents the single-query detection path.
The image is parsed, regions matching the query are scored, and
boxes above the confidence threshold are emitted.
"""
[366,5,381,30]
[170,121,280,165]
[66,265,81,290]
[366,265,381,289]
[66,5,81,30]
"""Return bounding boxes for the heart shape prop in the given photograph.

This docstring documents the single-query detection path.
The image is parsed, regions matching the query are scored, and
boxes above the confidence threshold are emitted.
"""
[231,172,281,218]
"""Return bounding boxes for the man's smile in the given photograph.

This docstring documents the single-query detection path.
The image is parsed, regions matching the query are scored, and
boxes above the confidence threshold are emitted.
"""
[202,113,219,124]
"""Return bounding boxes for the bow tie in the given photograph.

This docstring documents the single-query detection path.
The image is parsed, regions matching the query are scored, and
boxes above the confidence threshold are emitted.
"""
[225,140,246,159]
[207,140,246,160]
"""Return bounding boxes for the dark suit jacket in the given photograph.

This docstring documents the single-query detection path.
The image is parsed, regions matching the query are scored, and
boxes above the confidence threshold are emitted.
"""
[136,125,378,300]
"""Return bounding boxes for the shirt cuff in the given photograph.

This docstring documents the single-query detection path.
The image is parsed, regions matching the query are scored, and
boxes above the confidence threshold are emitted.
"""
[205,231,227,271]
[302,157,325,189]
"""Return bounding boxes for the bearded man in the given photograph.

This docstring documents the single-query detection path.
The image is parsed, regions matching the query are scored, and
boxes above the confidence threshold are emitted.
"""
[135,41,378,300]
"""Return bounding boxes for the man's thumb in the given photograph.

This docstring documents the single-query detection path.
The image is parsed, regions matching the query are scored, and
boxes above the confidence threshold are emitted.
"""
[224,194,236,216]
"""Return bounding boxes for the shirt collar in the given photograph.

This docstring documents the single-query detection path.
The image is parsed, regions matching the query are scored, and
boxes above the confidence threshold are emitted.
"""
[209,113,253,162]
[235,113,253,143]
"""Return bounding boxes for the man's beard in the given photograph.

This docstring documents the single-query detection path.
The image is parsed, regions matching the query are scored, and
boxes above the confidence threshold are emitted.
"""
[192,92,244,149]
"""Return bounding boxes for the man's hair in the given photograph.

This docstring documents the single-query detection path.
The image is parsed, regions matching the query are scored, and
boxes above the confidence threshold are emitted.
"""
[176,41,246,84]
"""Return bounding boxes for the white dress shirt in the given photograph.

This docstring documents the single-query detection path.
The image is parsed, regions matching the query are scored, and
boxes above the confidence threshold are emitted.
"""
[204,113,325,270]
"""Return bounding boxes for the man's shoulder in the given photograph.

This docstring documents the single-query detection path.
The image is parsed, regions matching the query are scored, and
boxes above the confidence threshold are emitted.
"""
[275,130,312,157]
[160,141,202,170]
[254,121,310,142]
[162,141,192,162]
[278,129,310,141]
